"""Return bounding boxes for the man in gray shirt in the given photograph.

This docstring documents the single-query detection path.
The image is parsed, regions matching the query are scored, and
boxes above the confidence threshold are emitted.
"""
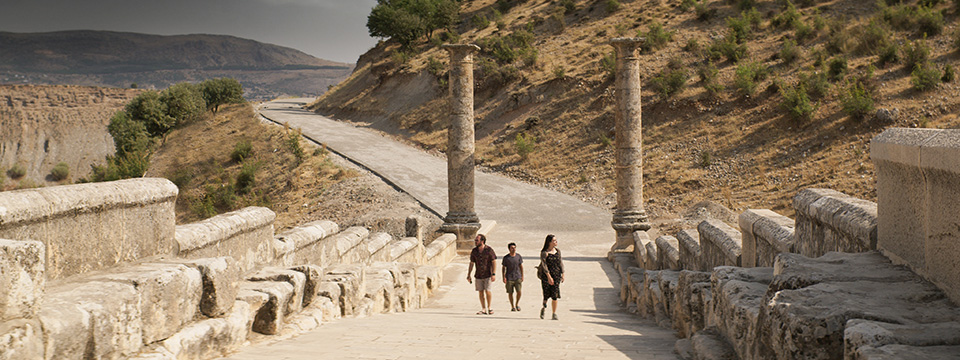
[502,242,524,311]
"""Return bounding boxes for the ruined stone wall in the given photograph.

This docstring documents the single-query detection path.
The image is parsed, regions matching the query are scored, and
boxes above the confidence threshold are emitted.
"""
[793,188,877,257]
[872,128,960,305]
[0,178,177,280]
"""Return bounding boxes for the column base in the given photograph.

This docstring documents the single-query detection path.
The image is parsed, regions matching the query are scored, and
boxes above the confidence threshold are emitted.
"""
[440,222,481,253]
[612,211,651,251]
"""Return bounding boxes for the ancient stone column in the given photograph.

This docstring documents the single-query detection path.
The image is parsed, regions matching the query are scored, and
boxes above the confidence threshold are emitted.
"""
[439,44,482,251]
[610,38,651,250]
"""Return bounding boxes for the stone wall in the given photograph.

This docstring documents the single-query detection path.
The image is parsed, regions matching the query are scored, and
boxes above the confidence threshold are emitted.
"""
[793,188,877,258]
[0,178,177,280]
[739,209,795,268]
[872,128,960,305]
[175,206,276,275]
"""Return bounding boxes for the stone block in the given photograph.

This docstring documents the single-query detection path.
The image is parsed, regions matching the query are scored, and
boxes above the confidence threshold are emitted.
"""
[854,344,960,359]
[40,281,142,359]
[362,232,393,264]
[758,251,960,360]
[176,257,240,318]
[88,263,202,345]
[282,220,340,267]
[247,268,306,315]
[395,263,419,311]
[316,281,342,312]
[315,297,340,322]
[643,240,658,271]
[655,236,681,270]
[844,319,960,360]
[676,229,703,271]
[711,266,772,360]
[632,231,650,269]
[424,233,457,266]
[656,270,680,329]
[364,277,395,314]
[627,268,645,311]
[235,289,268,326]
[175,207,276,274]
[793,188,877,258]
[674,270,712,338]
[0,319,43,360]
[406,215,424,241]
[159,301,251,360]
[325,264,365,316]
[240,281,293,335]
[389,237,422,264]
[0,240,43,321]
[416,265,442,293]
[290,265,324,307]
[674,338,693,360]
[739,209,796,268]
[698,219,742,268]
[0,178,178,280]
[333,227,371,264]
[690,327,738,360]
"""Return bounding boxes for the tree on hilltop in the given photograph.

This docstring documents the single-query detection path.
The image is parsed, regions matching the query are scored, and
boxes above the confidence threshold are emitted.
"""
[200,78,245,113]
[367,0,460,47]
[160,83,206,127]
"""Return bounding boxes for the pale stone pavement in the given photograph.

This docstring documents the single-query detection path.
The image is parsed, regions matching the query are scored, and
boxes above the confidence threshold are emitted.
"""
[219,99,679,359]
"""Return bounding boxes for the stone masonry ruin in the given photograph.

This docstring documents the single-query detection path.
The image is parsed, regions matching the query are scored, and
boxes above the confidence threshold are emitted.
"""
[0,178,460,359]
[608,128,960,360]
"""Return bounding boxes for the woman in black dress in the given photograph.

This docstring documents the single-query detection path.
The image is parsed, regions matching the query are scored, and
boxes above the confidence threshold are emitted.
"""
[539,234,564,320]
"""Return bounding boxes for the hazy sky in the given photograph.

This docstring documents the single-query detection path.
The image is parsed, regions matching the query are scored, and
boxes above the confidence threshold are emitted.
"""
[0,0,380,63]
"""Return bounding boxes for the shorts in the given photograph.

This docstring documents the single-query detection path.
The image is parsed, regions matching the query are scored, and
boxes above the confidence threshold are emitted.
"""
[474,277,492,291]
[505,279,522,293]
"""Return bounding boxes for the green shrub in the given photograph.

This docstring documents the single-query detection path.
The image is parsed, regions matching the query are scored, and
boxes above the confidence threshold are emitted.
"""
[799,71,831,99]
[735,0,756,11]
[286,129,306,165]
[6,164,25,179]
[478,58,520,86]
[168,168,193,189]
[472,14,491,28]
[878,43,901,67]
[726,15,752,43]
[912,62,942,91]
[599,51,617,78]
[160,82,206,126]
[680,0,697,11]
[90,152,151,182]
[943,64,956,83]
[855,19,892,55]
[107,111,152,158]
[426,56,445,77]
[825,26,851,54]
[606,0,621,12]
[916,5,944,36]
[235,162,258,195]
[651,68,690,98]
[881,4,916,30]
[695,1,717,20]
[954,29,960,52]
[560,0,577,14]
[772,1,801,28]
[641,22,674,50]
[795,21,816,44]
[698,150,712,167]
[903,38,931,70]
[780,83,818,122]
[478,29,538,65]
[734,61,769,95]
[231,139,253,163]
[780,39,800,64]
[204,184,237,213]
[840,81,875,120]
[598,132,613,147]
[698,61,719,83]
[514,133,537,160]
[553,66,566,80]
[704,82,725,97]
[709,37,748,62]
[828,57,848,81]
[49,162,69,181]
[684,38,701,53]
[125,91,174,137]
[199,78,244,113]
[882,4,943,36]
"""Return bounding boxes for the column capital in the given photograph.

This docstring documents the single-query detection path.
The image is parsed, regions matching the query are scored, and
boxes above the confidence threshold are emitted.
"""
[441,44,481,56]
[609,37,645,56]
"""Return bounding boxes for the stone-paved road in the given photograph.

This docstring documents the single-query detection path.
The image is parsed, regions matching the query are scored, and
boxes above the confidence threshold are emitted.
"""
[220,99,678,359]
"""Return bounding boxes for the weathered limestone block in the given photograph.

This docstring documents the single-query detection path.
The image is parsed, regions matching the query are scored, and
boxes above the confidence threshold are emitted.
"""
[739,209,796,268]
[0,178,178,280]
[793,188,877,258]
[354,298,375,318]
[159,301,251,360]
[855,344,960,359]
[656,236,681,270]
[247,268,306,315]
[424,233,457,266]
[234,289,268,329]
[176,207,276,274]
[89,263,202,345]
[0,319,43,360]
[416,265,442,295]
[396,263,420,311]
[314,297,340,322]
[290,265,324,307]
[675,338,694,360]
[0,240,44,321]
[282,307,324,334]
[677,229,704,271]
[389,237,423,265]
[276,220,339,266]
[844,319,960,360]
[628,268,645,315]
[872,128,960,305]
[364,232,394,263]
[611,252,636,303]
[758,251,960,360]
[332,227,371,264]
[325,264,365,316]
[674,270,712,338]
[40,281,142,359]
[240,281,293,335]
[711,266,773,360]
[632,231,650,269]
[698,219,742,268]
[690,327,739,360]
[406,215,425,241]
[176,257,240,318]
[315,281,342,319]
[644,241,658,271]
[655,271,680,329]
[364,276,395,315]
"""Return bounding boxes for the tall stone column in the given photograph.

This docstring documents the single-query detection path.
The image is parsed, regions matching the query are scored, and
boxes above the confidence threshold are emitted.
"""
[439,44,482,251]
[610,38,651,250]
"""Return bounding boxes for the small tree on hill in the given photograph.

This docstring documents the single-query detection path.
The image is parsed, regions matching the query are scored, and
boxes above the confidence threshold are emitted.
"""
[160,83,206,126]
[200,78,245,113]
[367,0,460,48]
[125,91,174,137]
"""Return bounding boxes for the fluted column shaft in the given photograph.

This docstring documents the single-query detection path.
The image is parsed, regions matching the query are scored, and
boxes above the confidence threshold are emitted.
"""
[440,44,481,251]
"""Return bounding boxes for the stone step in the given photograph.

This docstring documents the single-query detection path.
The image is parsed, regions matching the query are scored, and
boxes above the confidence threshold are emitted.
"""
[677,229,704,271]
[656,235,681,271]
[690,327,739,360]
[711,266,773,360]
[844,320,960,360]
[673,270,712,338]
[698,219,743,268]
[324,264,366,316]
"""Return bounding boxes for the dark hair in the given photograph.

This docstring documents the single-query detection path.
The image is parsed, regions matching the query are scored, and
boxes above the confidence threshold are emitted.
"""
[508,242,516,248]
[476,234,486,244]
[540,234,555,252]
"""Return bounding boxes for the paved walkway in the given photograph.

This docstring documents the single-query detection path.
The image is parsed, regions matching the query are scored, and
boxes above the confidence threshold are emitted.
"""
[221,99,678,359]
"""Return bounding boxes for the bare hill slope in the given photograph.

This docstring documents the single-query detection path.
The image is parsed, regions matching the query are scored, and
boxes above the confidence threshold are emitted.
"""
[313,0,960,219]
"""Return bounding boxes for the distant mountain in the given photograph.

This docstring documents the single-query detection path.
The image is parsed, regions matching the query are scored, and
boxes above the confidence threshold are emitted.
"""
[0,31,353,99]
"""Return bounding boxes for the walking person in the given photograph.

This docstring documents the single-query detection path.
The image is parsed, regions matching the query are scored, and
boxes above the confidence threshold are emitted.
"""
[538,234,564,320]
[502,242,524,312]
[467,234,497,315]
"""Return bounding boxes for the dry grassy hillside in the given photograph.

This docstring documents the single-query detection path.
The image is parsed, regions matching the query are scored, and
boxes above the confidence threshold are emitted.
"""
[314,0,960,219]
[0,84,140,189]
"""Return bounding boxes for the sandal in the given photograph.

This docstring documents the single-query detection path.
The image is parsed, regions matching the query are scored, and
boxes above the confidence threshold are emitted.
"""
[488,309,493,315]
[477,310,488,315]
